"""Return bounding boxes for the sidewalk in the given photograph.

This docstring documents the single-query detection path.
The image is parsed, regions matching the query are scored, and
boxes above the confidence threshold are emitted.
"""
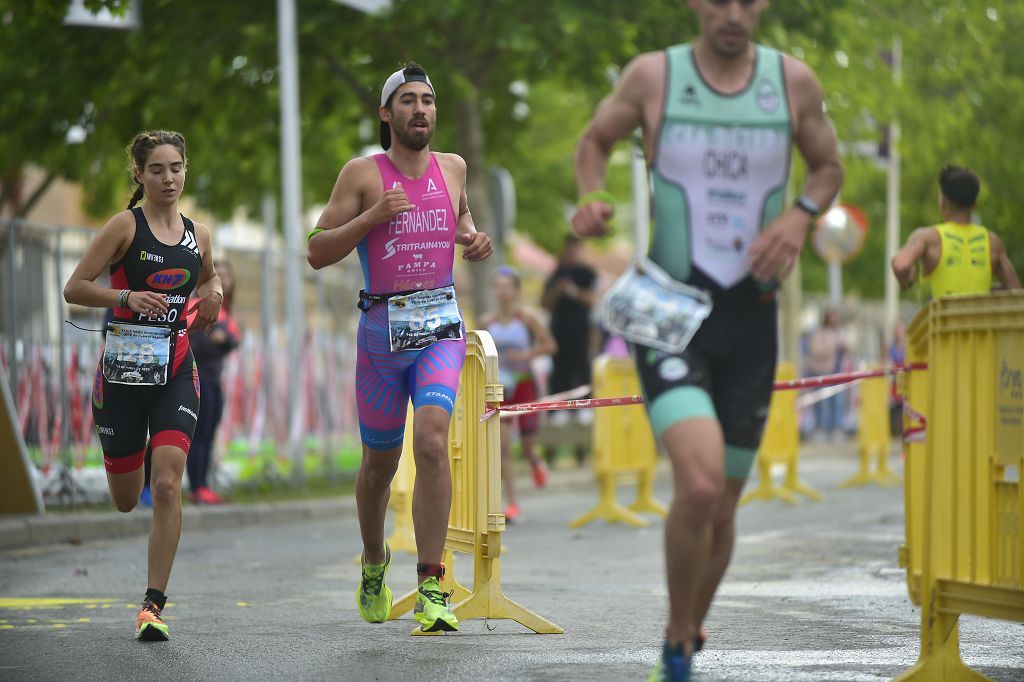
[0,463,596,551]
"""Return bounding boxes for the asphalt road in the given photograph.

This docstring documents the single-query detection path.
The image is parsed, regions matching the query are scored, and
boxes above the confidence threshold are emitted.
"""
[2,446,1023,681]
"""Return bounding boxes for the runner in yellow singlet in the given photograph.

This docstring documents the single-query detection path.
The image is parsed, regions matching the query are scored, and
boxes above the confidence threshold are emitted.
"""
[891,165,1021,296]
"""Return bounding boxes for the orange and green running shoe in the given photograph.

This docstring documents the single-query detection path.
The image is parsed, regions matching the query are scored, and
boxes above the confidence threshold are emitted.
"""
[356,544,393,623]
[135,597,169,641]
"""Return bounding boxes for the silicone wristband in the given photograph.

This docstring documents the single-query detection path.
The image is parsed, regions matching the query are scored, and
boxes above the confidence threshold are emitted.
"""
[306,227,326,243]
[576,190,616,208]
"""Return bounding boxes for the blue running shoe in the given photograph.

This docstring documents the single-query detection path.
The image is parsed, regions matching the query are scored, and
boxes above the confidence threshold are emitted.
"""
[139,485,152,508]
[648,641,691,682]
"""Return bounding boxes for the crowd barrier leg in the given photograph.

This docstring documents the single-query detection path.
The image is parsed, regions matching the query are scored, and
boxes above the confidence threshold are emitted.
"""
[570,355,665,528]
[782,457,825,502]
[740,458,801,506]
[569,471,649,528]
[741,363,822,506]
[840,375,900,489]
[630,468,668,518]
[390,331,562,635]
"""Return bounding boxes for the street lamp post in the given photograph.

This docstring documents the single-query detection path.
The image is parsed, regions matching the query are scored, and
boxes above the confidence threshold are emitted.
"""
[276,0,306,482]
[883,36,903,352]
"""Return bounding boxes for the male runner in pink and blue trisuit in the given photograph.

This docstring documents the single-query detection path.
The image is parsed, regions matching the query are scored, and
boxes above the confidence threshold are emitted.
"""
[308,62,492,632]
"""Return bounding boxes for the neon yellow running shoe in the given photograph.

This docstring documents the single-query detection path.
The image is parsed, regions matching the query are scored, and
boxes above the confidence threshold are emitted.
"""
[356,544,393,623]
[413,577,458,632]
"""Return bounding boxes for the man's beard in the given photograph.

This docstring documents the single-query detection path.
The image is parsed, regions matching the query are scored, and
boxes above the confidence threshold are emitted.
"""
[392,123,432,151]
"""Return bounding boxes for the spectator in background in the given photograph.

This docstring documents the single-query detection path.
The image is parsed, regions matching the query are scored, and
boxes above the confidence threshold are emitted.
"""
[806,308,847,442]
[187,260,241,505]
[482,266,557,523]
[541,235,597,464]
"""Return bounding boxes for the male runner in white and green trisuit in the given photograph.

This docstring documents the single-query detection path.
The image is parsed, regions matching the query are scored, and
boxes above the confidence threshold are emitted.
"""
[572,2,842,680]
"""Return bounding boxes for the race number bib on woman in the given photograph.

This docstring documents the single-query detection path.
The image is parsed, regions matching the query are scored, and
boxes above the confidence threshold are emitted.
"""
[601,257,713,354]
[387,285,464,353]
[102,322,172,385]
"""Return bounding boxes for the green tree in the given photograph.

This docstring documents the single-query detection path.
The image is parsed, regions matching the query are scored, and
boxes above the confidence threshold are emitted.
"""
[2,0,850,244]
[794,0,1024,295]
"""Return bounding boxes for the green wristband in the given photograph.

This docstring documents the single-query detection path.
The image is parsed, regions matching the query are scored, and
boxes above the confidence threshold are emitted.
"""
[306,227,326,243]
[576,190,616,208]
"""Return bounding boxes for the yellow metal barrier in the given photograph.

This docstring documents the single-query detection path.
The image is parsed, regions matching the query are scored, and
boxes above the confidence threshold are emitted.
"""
[897,292,1024,681]
[839,375,900,488]
[569,355,666,529]
[390,330,562,635]
[740,362,823,506]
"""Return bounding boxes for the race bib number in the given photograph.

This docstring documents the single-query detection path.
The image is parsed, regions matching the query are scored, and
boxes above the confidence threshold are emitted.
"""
[102,322,172,385]
[601,257,713,354]
[387,286,464,353]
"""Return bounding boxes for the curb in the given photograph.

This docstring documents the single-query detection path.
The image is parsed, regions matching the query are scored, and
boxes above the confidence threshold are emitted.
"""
[0,467,601,552]
[0,496,357,552]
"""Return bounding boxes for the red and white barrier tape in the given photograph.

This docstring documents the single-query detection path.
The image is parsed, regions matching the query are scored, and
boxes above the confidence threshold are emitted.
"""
[902,401,927,443]
[794,378,862,410]
[482,363,927,423]
[495,384,592,419]
[481,395,643,422]
[772,363,925,392]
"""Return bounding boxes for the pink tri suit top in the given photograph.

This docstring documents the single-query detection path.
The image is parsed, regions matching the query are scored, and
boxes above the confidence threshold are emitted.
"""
[353,153,467,451]
[358,153,457,294]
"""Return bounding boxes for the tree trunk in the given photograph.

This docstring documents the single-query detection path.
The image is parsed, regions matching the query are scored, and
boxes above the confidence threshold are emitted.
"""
[16,173,56,219]
[453,89,497,321]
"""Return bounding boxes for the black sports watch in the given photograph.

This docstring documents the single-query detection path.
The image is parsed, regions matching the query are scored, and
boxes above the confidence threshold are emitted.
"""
[795,195,820,216]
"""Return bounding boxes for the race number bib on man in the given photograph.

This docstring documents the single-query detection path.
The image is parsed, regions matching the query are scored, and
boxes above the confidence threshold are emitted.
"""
[102,322,172,385]
[387,285,464,353]
[601,257,713,354]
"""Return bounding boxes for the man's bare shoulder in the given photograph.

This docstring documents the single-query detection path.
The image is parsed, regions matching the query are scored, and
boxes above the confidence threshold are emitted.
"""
[780,54,828,128]
[911,225,940,244]
[620,51,666,92]
[340,155,378,178]
[435,152,467,174]
[331,155,381,195]
[780,53,820,88]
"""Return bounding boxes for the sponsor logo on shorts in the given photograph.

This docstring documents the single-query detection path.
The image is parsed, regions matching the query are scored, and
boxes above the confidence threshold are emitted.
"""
[192,362,200,398]
[93,365,104,408]
[178,405,198,420]
[146,268,191,290]
[425,390,454,407]
[659,357,689,382]
[96,426,115,436]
